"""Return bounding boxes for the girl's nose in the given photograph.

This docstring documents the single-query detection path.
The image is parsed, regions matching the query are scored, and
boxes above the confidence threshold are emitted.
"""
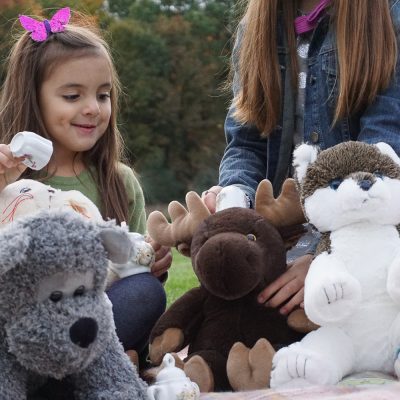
[83,98,100,116]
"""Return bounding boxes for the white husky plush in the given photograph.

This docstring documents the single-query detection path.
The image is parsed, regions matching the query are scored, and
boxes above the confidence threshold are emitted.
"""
[271,141,400,388]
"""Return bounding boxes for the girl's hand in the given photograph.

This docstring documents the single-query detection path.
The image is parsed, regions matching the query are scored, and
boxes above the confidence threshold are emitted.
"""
[147,236,173,278]
[257,254,313,315]
[0,144,27,190]
[202,185,222,213]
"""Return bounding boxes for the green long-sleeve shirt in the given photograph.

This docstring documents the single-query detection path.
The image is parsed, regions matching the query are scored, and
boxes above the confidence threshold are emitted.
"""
[43,164,146,234]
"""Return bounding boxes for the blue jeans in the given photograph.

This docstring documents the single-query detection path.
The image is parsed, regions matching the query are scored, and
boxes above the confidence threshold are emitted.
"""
[106,273,166,354]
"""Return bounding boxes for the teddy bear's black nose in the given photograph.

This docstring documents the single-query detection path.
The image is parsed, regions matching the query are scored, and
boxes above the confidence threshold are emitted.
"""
[70,317,98,348]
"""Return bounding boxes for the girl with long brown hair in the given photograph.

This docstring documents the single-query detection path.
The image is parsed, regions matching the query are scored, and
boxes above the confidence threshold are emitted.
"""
[204,0,400,316]
[0,7,171,365]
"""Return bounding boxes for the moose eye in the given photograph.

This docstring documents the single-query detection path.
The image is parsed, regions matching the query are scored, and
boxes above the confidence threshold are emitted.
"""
[20,187,31,193]
[74,285,85,296]
[246,234,256,242]
[49,291,63,302]
[329,179,343,190]
[374,171,384,179]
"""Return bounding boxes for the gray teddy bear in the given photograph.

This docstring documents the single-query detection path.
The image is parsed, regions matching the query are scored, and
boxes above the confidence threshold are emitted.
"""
[0,209,148,399]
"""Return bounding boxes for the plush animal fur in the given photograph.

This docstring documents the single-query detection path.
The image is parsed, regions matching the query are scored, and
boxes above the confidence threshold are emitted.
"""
[0,179,103,225]
[271,141,400,388]
[148,204,304,392]
[0,210,147,399]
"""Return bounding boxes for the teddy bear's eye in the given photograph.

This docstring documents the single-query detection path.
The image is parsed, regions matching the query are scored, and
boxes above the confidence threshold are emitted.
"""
[374,171,384,179]
[74,285,85,296]
[20,187,31,193]
[329,179,343,190]
[246,234,256,241]
[49,291,63,302]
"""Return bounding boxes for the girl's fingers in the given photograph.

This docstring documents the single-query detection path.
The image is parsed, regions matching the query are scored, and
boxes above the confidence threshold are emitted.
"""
[257,269,295,303]
[279,288,304,315]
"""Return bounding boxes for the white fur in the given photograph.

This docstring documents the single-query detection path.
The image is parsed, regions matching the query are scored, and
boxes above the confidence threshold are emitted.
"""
[375,142,400,166]
[271,144,400,388]
[293,144,319,183]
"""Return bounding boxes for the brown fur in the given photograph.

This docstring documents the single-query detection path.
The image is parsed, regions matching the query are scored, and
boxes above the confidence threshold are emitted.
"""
[149,207,304,391]
[300,142,400,201]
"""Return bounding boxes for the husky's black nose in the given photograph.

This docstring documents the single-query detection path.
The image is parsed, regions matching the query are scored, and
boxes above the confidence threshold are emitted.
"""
[359,179,373,191]
[70,318,98,348]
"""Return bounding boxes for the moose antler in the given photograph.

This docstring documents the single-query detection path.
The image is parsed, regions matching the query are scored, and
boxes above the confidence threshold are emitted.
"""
[255,179,305,227]
[147,191,210,255]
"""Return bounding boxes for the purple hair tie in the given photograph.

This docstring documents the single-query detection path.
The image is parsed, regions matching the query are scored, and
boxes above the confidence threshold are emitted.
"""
[295,0,331,35]
[19,7,71,42]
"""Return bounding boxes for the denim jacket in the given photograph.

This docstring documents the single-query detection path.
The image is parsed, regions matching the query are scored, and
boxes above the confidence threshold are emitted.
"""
[219,0,400,203]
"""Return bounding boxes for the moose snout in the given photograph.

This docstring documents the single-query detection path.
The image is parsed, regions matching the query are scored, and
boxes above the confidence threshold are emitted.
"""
[69,317,98,348]
[358,179,373,191]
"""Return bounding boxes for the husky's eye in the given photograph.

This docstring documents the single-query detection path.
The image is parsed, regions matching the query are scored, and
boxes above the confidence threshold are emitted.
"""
[374,171,384,179]
[49,291,63,302]
[329,179,343,190]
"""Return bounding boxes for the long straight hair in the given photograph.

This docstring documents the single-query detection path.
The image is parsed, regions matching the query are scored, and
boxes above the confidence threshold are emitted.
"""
[0,21,129,224]
[234,0,397,136]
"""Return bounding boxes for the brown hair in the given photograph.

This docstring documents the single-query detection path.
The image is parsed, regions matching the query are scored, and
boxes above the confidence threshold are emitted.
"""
[0,20,129,224]
[234,0,397,136]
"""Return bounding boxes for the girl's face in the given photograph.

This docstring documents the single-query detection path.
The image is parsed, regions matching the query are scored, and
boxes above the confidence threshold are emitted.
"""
[39,54,112,163]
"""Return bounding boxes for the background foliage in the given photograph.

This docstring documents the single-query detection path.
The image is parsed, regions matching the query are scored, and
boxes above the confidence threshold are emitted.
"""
[0,0,242,204]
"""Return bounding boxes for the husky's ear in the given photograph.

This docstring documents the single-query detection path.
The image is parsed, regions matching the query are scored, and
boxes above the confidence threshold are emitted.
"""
[375,142,400,167]
[293,143,319,183]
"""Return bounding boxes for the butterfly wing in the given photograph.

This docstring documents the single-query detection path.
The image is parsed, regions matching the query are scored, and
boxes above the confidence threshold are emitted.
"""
[49,7,71,33]
[18,15,48,42]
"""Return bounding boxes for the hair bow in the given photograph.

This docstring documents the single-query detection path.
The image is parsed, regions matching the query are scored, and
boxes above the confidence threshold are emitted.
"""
[19,7,71,42]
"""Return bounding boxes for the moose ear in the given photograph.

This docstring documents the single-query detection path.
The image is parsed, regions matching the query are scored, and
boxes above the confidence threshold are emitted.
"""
[375,142,400,167]
[99,228,133,264]
[293,143,319,183]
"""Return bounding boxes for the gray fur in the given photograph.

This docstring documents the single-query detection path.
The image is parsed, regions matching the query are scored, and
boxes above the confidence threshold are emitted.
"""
[0,209,147,400]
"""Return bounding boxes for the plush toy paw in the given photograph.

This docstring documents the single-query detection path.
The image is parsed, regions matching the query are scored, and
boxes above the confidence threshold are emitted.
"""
[149,328,184,365]
[184,355,214,392]
[227,338,275,391]
[270,345,341,388]
[287,309,319,333]
[306,254,362,325]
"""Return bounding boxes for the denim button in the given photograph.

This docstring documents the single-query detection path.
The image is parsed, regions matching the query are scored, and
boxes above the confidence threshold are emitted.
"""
[310,131,319,143]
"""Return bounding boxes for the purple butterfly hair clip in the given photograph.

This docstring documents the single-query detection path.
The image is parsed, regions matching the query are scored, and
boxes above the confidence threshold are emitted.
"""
[19,7,71,42]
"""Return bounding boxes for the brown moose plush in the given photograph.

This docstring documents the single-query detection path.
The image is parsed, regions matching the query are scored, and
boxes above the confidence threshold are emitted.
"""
[147,179,308,392]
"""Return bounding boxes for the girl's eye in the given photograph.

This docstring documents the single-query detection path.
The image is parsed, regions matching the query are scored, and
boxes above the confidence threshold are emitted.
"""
[329,178,343,190]
[20,187,31,193]
[49,291,63,302]
[374,171,384,179]
[98,93,111,101]
[63,94,79,101]
[247,234,256,241]
[74,285,85,296]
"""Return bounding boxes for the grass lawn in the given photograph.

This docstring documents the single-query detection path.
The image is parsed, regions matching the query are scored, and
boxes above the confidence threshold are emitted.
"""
[165,249,199,307]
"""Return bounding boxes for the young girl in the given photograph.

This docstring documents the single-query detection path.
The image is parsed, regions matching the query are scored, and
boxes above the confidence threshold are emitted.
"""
[204,0,400,316]
[0,8,171,362]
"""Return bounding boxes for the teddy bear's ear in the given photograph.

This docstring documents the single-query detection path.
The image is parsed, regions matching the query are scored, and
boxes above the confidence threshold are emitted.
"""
[292,143,319,183]
[375,142,400,166]
[99,228,133,264]
[0,225,30,276]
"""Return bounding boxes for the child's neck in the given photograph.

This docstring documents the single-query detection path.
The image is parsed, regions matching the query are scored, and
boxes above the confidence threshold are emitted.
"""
[298,0,321,13]
[48,159,86,177]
